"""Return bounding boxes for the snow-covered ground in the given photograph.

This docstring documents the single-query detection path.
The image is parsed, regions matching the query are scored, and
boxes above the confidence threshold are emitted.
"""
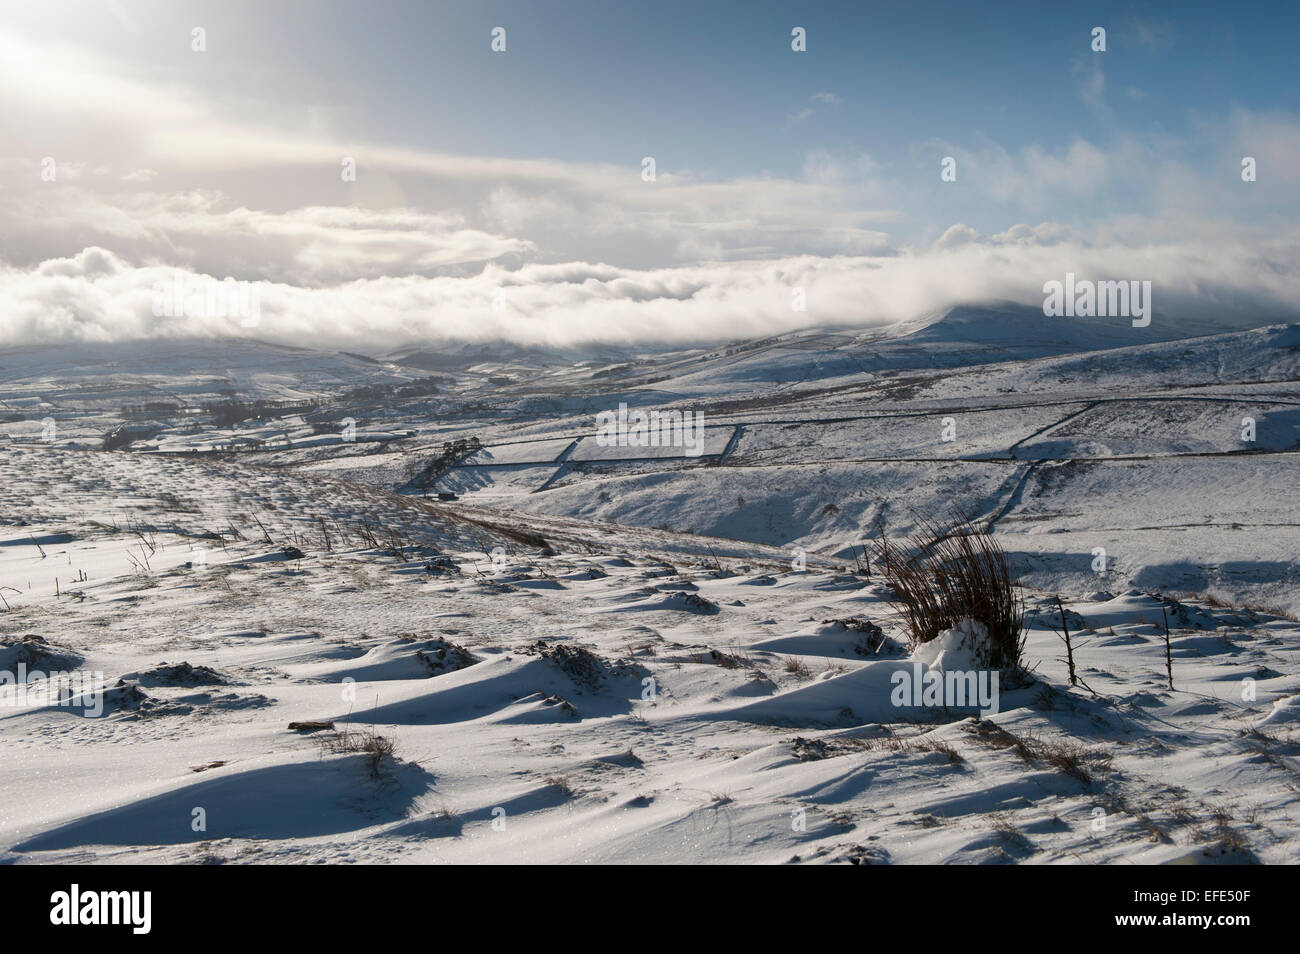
[1,310,1297,864]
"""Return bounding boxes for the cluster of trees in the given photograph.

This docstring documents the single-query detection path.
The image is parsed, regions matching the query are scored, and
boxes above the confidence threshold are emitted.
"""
[207,399,317,428]
[341,376,447,403]
[404,436,483,491]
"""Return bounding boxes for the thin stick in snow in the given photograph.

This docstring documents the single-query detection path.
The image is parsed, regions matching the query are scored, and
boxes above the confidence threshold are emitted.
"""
[1056,596,1077,687]
[1162,605,1174,690]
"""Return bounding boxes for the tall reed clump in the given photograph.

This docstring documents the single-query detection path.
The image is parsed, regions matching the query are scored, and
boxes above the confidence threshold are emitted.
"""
[872,510,1025,671]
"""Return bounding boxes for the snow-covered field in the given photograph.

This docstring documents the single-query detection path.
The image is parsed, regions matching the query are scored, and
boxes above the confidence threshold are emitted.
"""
[1,308,1297,864]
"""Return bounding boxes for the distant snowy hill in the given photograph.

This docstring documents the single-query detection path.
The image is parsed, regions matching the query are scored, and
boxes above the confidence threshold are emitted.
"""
[0,338,412,406]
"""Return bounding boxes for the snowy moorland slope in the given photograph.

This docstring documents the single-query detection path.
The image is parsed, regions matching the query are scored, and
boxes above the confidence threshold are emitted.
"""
[1,312,1297,864]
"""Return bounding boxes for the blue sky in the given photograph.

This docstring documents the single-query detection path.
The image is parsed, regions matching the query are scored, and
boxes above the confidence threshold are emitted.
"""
[0,0,1297,347]
[18,0,1292,172]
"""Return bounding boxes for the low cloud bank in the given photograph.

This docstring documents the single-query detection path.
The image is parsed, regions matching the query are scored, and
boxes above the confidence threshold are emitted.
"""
[1,236,1296,352]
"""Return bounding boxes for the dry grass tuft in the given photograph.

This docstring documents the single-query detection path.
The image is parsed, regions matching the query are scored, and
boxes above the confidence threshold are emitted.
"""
[321,724,397,778]
[873,510,1025,671]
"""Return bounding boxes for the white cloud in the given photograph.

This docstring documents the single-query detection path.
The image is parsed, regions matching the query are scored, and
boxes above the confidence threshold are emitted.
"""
[786,91,843,128]
[1071,55,1109,115]
[3,237,1296,351]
